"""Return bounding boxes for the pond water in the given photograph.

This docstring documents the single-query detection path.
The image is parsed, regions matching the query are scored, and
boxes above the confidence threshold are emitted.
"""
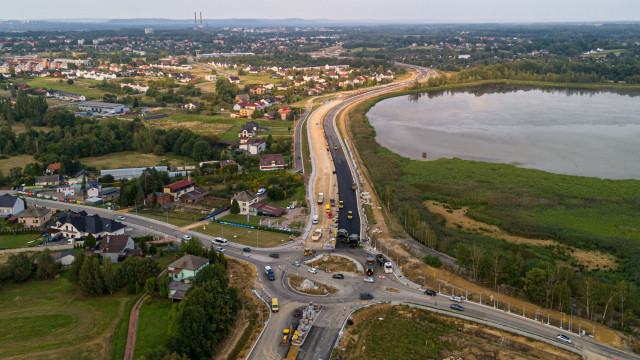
[367,85,640,179]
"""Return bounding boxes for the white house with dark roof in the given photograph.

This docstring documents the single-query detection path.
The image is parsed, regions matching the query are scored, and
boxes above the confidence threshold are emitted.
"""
[0,194,25,218]
[52,210,126,238]
[99,234,137,263]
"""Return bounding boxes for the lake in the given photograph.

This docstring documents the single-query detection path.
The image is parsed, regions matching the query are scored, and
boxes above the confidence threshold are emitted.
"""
[367,85,640,179]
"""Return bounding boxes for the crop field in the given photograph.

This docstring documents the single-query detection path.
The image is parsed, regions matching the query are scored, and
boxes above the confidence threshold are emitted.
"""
[0,275,132,359]
[24,78,106,99]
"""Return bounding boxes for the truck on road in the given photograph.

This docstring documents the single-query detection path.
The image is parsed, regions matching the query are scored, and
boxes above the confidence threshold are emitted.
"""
[311,228,323,241]
[317,193,324,204]
[264,266,276,281]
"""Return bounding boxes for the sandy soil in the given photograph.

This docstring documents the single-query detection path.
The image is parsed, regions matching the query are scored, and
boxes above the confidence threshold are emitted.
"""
[425,200,617,271]
[308,102,340,247]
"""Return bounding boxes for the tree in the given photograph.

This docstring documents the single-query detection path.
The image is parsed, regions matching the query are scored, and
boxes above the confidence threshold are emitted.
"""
[69,251,85,284]
[191,141,211,162]
[102,260,119,294]
[159,275,171,297]
[179,238,204,257]
[454,243,472,275]
[84,233,96,249]
[36,249,56,280]
[5,253,32,283]
[523,268,547,305]
[102,174,115,183]
[145,277,157,294]
[230,199,240,215]
[132,97,140,108]
[67,79,74,85]
[82,173,86,189]
[251,109,261,119]
[79,256,104,296]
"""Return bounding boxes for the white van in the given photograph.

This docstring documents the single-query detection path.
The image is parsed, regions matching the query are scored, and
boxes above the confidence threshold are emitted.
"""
[213,237,228,246]
[312,215,319,224]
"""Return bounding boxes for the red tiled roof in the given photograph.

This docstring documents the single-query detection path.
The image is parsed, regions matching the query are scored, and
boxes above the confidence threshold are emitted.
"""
[47,162,61,171]
[163,179,195,191]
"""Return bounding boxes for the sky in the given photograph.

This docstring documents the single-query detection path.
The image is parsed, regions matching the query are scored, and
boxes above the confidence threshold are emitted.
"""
[3,0,640,22]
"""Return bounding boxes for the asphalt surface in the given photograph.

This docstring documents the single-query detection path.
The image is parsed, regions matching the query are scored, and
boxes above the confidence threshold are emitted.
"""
[290,99,312,173]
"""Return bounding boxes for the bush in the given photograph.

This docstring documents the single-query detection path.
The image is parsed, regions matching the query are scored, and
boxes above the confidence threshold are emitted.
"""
[423,254,442,268]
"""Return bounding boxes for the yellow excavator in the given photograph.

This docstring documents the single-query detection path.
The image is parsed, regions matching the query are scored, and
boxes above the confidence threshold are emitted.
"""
[304,248,316,256]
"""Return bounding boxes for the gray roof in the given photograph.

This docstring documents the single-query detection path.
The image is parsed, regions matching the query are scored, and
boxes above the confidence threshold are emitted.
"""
[0,194,22,208]
[54,249,76,261]
[17,205,50,218]
[168,254,209,272]
[35,174,60,184]
[169,280,192,292]
[99,235,132,253]
[235,190,257,202]
[56,210,126,234]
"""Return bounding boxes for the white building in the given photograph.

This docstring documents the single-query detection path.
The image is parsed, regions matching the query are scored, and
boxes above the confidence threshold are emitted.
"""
[0,194,25,218]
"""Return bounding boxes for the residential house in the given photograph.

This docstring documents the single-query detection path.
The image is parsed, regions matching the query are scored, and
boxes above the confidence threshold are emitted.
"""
[250,202,287,217]
[229,76,240,84]
[235,94,250,103]
[184,102,200,110]
[146,192,174,206]
[238,121,259,140]
[259,154,286,171]
[233,102,246,111]
[0,194,25,218]
[54,249,76,266]
[99,235,139,263]
[238,139,266,155]
[46,162,61,174]
[233,190,259,215]
[167,254,210,300]
[17,205,51,228]
[180,188,209,203]
[52,210,126,238]
[35,174,60,186]
[163,176,195,200]
[204,74,217,81]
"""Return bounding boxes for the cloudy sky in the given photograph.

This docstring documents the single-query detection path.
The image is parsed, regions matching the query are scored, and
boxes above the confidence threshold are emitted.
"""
[4,0,640,22]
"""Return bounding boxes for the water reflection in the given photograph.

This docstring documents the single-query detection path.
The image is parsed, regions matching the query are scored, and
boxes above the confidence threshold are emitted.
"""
[368,85,640,179]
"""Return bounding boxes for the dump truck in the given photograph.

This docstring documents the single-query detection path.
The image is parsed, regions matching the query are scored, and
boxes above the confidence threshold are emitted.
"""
[317,192,324,204]
[311,228,323,241]
[376,253,387,266]
[336,229,349,244]
[264,266,276,281]
[348,234,360,248]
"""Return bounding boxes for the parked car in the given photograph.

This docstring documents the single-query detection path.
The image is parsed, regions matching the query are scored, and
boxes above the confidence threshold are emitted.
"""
[256,188,266,196]
[556,334,572,344]
[449,295,463,303]
[332,274,345,279]
[363,277,374,283]
[308,267,318,274]
[424,289,437,296]
[269,253,280,258]
[242,247,251,252]
[292,260,301,267]
[359,292,374,300]
[215,246,225,253]
[347,211,353,219]
[182,234,192,240]
[117,215,126,221]
[450,304,464,311]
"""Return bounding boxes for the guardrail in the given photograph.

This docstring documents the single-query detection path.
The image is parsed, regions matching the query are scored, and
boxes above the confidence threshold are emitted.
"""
[245,289,272,360]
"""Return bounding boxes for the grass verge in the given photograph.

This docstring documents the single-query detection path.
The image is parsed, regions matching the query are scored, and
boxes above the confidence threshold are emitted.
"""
[132,298,173,359]
[307,255,357,273]
[288,274,337,295]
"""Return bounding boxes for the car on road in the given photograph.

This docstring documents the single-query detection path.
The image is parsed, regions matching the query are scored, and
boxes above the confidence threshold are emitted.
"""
[339,201,343,208]
[117,215,126,221]
[269,253,280,258]
[242,247,251,252]
[363,277,374,283]
[328,211,333,218]
[215,246,225,253]
[292,261,301,267]
[449,295,463,302]
[556,334,572,344]
[297,156,301,159]
[333,145,338,150]
[450,304,464,311]
[359,292,374,300]
[256,188,266,196]
[332,274,344,279]
[347,211,353,219]
[182,234,192,240]
[424,289,437,296]
[308,267,318,274]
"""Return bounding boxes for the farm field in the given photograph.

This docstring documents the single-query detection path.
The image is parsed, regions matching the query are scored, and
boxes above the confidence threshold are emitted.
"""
[24,78,106,99]
[0,154,36,170]
[81,151,194,170]
[0,275,133,359]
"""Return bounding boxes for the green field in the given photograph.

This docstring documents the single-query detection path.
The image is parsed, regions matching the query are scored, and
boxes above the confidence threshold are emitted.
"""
[24,78,106,99]
[0,233,41,248]
[193,222,292,248]
[133,299,173,359]
[0,275,133,359]
[136,208,205,227]
[0,154,37,170]
[109,297,138,360]
[81,151,195,170]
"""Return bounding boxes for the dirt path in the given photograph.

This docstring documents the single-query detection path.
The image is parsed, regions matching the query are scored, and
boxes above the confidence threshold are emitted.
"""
[123,292,147,360]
